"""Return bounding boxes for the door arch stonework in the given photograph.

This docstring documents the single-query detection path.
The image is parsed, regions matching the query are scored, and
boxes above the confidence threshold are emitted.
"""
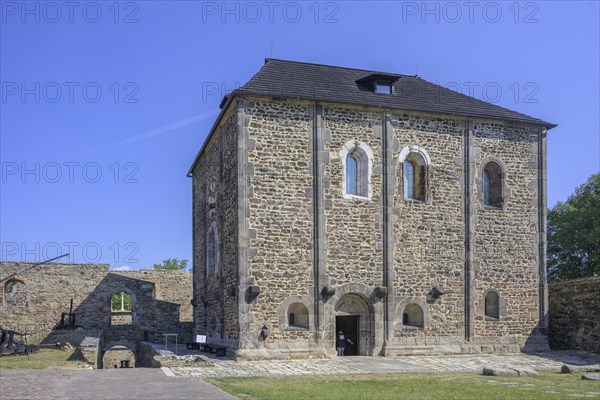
[323,283,384,356]
[335,293,374,355]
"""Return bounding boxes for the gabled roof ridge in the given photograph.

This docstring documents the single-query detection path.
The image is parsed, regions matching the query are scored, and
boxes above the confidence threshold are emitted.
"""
[264,58,416,79]
[189,59,556,176]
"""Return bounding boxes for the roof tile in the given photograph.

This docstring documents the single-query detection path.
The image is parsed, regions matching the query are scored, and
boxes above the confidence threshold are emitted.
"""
[235,58,555,127]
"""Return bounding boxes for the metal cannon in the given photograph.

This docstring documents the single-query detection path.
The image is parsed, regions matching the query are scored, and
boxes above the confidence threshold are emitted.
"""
[0,326,39,356]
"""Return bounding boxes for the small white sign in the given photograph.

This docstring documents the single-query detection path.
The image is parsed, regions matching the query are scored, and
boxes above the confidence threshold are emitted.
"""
[196,335,206,343]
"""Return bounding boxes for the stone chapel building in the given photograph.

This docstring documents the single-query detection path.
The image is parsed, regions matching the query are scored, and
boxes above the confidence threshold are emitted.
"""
[188,59,556,359]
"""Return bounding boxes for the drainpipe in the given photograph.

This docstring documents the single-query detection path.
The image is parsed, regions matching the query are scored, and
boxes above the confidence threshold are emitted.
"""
[463,120,474,342]
[382,111,390,345]
[537,127,548,336]
[312,102,322,342]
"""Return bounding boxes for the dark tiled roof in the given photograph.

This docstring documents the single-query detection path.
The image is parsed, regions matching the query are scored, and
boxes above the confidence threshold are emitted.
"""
[235,58,555,128]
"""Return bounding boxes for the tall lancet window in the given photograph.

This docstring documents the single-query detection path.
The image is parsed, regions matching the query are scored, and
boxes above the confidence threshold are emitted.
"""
[483,162,504,208]
[403,159,415,199]
[346,154,358,196]
[341,141,372,199]
[403,153,426,201]
[206,222,219,276]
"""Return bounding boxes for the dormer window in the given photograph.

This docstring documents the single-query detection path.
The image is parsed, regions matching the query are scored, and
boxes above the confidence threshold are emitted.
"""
[356,73,400,94]
[375,82,392,94]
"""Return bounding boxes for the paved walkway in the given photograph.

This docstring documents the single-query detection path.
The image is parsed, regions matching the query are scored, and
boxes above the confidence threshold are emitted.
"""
[168,350,600,378]
[1,351,598,399]
[0,368,236,400]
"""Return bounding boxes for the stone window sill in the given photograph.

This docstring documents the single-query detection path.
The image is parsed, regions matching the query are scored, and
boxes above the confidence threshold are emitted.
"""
[343,193,371,201]
[402,325,424,331]
[482,205,504,211]
[485,316,500,322]
[402,198,427,204]
[285,326,309,331]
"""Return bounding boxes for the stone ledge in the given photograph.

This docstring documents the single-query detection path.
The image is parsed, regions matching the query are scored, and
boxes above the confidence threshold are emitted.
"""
[235,346,329,361]
[79,329,103,369]
[483,367,539,376]
[138,342,214,368]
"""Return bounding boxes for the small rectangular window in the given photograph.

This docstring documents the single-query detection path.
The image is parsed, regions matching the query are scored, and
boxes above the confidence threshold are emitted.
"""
[375,82,392,94]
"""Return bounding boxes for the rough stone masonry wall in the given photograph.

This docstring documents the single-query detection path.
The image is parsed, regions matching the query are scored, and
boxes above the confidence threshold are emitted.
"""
[0,263,108,338]
[80,329,103,368]
[112,270,193,324]
[549,277,600,354]
[192,129,218,342]
[192,105,239,348]
[472,122,541,346]
[192,95,548,358]
[0,263,193,345]
[324,106,383,290]
[390,112,466,344]
[322,105,384,354]
[108,269,193,344]
[242,98,315,351]
[101,346,136,369]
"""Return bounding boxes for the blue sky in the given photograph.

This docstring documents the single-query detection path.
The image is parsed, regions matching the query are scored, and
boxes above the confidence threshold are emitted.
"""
[1,1,598,270]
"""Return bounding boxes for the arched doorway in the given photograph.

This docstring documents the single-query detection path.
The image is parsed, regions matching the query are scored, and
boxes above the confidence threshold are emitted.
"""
[101,345,136,369]
[335,293,374,356]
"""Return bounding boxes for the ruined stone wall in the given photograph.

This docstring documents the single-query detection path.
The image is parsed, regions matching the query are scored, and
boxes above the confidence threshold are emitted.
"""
[80,329,103,368]
[109,269,194,344]
[0,263,108,338]
[0,263,193,344]
[192,105,239,348]
[549,277,600,353]
[472,122,542,345]
[102,346,136,369]
[112,270,193,323]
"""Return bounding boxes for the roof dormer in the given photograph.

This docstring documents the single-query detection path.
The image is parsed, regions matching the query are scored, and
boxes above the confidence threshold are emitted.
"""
[356,73,400,94]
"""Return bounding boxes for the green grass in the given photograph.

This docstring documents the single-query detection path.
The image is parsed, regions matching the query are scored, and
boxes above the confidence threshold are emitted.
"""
[209,371,600,400]
[0,348,83,369]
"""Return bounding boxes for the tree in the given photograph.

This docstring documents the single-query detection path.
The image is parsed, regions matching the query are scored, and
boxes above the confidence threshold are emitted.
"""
[547,173,600,281]
[153,258,189,272]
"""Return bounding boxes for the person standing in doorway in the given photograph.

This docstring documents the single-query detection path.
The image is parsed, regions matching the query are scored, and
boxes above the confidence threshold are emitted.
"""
[336,330,354,356]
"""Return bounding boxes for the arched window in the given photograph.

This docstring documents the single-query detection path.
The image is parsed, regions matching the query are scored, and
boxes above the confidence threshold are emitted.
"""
[3,280,27,307]
[206,222,219,276]
[403,303,424,329]
[403,153,426,201]
[403,159,415,198]
[340,140,373,199]
[483,162,503,208]
[345,148,368,197]
[287,303,309,329]
[485,291,500,321]
[346,154,358,195]
[111,292,132,312]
